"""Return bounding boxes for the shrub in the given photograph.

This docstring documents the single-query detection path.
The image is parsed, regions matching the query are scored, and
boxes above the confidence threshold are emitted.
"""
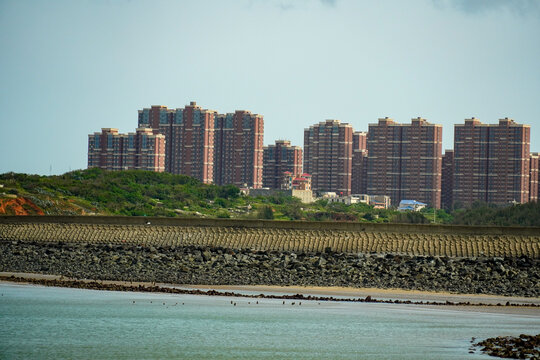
[282,203,303,220]
[392,211,429,224]
[258,205,274,220]
[216,210,230,218]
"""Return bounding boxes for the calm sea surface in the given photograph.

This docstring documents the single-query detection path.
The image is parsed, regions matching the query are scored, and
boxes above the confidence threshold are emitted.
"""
[1,283,539,359]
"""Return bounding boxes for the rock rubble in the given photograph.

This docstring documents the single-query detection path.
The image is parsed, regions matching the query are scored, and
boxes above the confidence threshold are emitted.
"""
[1,240,538,297]
[472,334,540,359]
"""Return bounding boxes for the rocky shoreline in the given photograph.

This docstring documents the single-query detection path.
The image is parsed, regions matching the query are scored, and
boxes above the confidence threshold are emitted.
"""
[471,334,540,359]
[1,240,539,297]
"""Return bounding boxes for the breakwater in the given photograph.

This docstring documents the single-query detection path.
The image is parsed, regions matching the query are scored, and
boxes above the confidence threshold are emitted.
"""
[1,216,539,297]
[1,240,539,297]
[1,216,539,258]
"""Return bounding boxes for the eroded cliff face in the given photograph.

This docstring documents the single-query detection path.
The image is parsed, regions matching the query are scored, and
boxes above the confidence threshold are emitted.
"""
[0,197,44,216]
[1,241,539,297]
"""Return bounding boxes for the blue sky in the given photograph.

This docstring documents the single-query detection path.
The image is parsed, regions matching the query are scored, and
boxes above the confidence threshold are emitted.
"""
[1,0,539,175]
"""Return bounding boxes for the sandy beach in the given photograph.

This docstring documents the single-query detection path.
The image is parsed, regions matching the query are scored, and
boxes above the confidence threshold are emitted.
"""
[181,283,540,303]
[178,284,540,315]
[2,271,539,316]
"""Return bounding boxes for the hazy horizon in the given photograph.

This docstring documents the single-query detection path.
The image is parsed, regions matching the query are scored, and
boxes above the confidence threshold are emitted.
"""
[2,0,539,175]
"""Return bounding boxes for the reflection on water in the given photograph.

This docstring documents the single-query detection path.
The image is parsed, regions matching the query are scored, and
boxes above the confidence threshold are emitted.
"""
[1,284,539,359]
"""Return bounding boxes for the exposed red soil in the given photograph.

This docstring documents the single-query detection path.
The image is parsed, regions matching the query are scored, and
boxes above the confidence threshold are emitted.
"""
[0,197,44,216]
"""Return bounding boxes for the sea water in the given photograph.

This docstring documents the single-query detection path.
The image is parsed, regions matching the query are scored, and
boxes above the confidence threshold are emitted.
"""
[1,284,539,359]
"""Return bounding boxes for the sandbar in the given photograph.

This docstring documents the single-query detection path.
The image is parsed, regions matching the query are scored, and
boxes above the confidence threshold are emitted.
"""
[1,271,539,315]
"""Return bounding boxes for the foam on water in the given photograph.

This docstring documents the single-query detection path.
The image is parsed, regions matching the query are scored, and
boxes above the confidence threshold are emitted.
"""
[1,283,539,359]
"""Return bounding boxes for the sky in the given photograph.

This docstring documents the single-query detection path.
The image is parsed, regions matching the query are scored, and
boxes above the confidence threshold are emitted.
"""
[1,0,539,175]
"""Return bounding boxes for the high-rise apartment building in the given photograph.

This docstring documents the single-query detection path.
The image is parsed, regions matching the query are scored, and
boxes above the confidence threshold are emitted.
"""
[353,131,367,151]
[263,140,303,189]
[137,105,178,172]
[529,152,538,203]
[351,149,368,195]
[214,110,264,188]
[453,118,531,207]
[138,102,216,183]
[136,102,263,186]
[304,120,353,195]
[366,117,442,208]
[213,113,234,186]
[88,128,165,172]
[88,128,123,171]
[180,103,216,184]
[351,131,368,195]
[124,128,166,171]
[441,150,454,210]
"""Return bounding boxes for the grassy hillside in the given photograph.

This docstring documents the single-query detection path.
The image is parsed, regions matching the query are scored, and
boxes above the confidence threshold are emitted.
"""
[0,169,401,221]
[1,169,538,226]
[0,168,242,217]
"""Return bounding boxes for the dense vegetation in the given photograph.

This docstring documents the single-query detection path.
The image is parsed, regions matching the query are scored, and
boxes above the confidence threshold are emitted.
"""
[1,169,538,226]
[451,201,540,227]
[0,169,241,218]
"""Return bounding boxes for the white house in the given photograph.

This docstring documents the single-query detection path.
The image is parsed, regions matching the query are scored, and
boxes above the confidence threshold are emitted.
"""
[398,200,427,212]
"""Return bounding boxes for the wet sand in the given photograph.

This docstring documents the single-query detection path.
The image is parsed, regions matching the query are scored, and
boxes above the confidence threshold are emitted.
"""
[1,271,539,315]
[179,284,540,315]
[182,283,540,305]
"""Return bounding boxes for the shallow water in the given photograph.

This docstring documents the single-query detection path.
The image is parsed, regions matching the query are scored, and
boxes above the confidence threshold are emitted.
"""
[1,283,539,359]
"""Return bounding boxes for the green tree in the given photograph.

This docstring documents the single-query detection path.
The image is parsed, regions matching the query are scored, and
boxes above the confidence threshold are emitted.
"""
[282,203,303,220]
[392,211,430,224]
[258,205,274,219]
[216,210,230,218]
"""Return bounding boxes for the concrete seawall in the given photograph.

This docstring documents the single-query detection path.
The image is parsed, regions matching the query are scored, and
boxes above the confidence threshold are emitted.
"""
[1,216,539,258]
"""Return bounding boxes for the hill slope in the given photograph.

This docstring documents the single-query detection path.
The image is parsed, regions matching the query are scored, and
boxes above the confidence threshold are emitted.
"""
[0,168,243,217]
[1,168,539,226]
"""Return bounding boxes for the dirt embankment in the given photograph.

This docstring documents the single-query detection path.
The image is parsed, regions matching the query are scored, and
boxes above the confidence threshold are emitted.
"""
[0,197,44,216]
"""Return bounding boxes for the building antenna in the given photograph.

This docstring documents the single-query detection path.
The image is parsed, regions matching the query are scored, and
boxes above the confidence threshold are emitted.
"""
[49,165,52,176]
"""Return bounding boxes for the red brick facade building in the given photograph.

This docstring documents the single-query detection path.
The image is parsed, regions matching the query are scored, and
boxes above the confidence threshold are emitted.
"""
[366,117,442,208]
[180,103,215,184]
[453,118,531,207]
[529,152,538,203]
[88,128,165,172]
[351,131,368,195]
[263,140,303,189]
[351,149,368,195]
[304,120,353,195]
[137,105,179,173]
[353,131,367,151]
[137,102,264,187]
[214,110,264,188]
[138,102,216,183]
[441,150,454,210]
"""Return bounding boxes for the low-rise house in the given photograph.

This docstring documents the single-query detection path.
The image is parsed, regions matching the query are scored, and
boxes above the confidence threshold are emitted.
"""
[398,200,427,212]
[246,188,314,204]
[327,194,370,205]
[369,195,391,209]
